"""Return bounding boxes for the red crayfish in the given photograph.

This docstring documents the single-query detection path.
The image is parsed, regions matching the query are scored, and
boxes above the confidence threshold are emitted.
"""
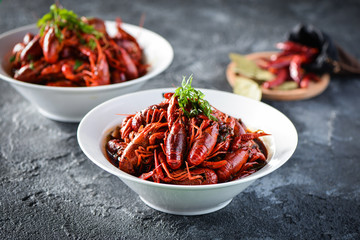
[105,82,270,185]
[9,4,147,87]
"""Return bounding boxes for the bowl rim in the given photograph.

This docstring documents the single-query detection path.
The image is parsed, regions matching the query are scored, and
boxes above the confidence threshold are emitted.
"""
[0,22,174,92]
[77,87,298,190]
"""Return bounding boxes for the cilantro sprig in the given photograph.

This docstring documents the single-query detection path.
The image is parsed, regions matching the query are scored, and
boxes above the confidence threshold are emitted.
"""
[37,4,103,42]
[73,59,83,70]
[174,75,217,121]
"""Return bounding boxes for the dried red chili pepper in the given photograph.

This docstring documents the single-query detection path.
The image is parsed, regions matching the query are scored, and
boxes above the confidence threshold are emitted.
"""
[300,74,311,88]
[262,68,289,89]
[277,41,318,58]
[289,55,306,83]
[277,41,308,53]
[253,41,321,90]
[267,55,294,69]
[304,72,321,82]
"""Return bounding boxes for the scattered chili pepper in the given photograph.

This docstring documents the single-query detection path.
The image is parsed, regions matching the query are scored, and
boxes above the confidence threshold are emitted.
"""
[262,68,289,89]
[300,73,311,88]
[277,41,312,54]
[267,55,294,69]
[260,41,320,89]
[305,72,321,82]
[289,55,305,83]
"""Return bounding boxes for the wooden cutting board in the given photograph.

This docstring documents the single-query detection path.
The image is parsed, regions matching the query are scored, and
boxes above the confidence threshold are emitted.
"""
[226,52,330,101]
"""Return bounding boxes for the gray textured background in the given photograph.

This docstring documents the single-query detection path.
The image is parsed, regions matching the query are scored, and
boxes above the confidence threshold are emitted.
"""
[1,0,360,239]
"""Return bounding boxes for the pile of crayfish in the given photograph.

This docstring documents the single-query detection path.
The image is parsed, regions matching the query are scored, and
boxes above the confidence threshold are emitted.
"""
[9,4,147,87]
[105,78,269,185]
[261,41,320,89]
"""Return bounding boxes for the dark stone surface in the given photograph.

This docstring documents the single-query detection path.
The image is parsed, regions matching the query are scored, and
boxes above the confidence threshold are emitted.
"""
[1,0,359,239]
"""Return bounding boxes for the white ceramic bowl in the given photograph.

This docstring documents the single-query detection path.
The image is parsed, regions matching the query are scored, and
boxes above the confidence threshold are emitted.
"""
[77,88,298,215]
[0,22,173,122]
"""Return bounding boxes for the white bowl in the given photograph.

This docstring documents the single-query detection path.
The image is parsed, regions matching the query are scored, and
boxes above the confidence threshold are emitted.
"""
[77,88,298,215]
[0,22,173,122]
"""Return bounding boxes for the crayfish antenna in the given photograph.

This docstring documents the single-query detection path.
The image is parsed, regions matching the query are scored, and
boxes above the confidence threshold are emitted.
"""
[185,161,203,181]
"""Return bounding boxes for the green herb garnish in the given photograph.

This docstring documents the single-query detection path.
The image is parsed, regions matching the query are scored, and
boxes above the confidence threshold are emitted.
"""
[29,62,34,70]
[87,38,97,50]
[174,75,217,121]
[73,59,83,70]
[9,55,15,63]
[37,4,103,42]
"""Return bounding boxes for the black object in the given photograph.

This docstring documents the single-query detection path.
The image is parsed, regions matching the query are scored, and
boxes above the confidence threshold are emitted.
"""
[288,24,360,75]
